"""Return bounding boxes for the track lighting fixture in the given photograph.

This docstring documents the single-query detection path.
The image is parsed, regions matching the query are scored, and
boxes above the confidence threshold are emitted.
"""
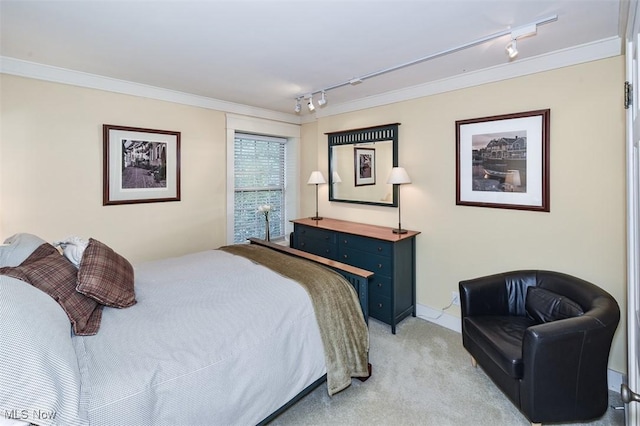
[505,39,518,59]
[505,23,537,60]
[318,91,327,107]
[293,16,556,113]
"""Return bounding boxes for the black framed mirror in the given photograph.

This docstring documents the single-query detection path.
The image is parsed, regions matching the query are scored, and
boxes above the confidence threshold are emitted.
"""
[327,123,399,207]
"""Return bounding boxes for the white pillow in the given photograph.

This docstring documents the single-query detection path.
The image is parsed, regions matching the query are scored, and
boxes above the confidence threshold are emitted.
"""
[0,233,47,267]
[0,276,88,426]
[54,236,89,268]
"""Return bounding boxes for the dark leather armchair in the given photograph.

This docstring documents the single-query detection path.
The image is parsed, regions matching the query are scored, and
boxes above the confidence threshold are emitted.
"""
[459,270,620,425]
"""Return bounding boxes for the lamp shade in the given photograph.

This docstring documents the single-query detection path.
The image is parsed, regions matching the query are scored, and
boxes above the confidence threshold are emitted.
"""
[307,171,326,185]
[387,167,411,185]
[332,171,342,183]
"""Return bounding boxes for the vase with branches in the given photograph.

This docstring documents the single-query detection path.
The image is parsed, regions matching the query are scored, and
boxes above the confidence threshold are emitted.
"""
[258,205,271,241]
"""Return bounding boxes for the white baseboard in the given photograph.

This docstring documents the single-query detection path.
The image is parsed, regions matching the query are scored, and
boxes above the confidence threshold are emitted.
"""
[415,302,461,333]
[608,369,624,394]
[414,303,624,393]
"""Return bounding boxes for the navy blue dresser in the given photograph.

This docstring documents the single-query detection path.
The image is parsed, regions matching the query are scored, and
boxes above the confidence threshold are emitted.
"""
[291,218,420,334]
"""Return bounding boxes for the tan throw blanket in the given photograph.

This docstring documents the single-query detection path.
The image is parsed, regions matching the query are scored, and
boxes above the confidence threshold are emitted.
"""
[219,244,369,395]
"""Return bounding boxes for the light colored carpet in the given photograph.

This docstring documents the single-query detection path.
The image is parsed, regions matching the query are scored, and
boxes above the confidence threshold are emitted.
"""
[270,317,625,426]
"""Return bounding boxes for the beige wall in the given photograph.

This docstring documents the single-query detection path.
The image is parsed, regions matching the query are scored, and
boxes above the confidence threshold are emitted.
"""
[0,75,228,262]
[305,56,627,374]
[299,121,319,218]
[0,56,627,374]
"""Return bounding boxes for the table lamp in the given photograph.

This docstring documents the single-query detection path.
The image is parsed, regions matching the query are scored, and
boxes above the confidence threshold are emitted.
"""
[387,167,411,234]
[307,171,326,220]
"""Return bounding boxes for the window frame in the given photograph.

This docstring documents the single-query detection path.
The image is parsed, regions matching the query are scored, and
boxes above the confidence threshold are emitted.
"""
[233,133,286,243]
[226,114,300,245]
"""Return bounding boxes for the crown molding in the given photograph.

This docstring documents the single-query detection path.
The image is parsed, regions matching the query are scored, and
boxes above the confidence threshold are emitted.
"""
[311,36,622,119]
[0,56,302,125]
[1,36,621,125]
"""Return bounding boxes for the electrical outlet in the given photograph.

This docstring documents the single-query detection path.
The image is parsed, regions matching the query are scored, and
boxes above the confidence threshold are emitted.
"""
[452,291,460,306]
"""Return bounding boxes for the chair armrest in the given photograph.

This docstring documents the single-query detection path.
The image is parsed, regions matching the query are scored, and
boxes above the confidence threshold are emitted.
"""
[522,314,615,367]
[520,315,616,419]
[459,273,511,317]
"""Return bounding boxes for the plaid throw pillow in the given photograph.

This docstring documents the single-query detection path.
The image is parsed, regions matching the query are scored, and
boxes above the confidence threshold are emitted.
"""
[0,243,103,335]
[77,238,136,308]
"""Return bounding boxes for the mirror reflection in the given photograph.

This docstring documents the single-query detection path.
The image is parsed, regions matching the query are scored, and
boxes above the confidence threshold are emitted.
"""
[330,141,394,204]
[328,123,399,207]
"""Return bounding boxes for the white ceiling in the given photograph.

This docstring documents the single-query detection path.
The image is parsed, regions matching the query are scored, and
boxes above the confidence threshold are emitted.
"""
[0,1,627,121]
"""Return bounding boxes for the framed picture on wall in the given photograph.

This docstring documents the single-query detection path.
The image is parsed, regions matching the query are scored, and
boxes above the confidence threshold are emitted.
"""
[455,109,550,212]
[354,147,376,186]
[103,124,181,205]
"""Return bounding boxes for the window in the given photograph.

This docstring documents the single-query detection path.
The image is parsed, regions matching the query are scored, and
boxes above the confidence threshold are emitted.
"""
[233,133,286,243]
[226,114,300,245]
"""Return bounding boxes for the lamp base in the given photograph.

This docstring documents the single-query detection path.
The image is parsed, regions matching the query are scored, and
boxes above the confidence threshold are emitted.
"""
[310,216,323,221]
[392,228,408,234]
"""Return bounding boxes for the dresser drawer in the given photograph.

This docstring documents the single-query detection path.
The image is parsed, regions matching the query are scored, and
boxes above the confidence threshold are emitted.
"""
[340,247,392,277]
[369,293,392,324]
[296,226,336,244]
[339,233,392,257]
[297,237,337,259]
[291,217,419,334]
[369,275,392,299]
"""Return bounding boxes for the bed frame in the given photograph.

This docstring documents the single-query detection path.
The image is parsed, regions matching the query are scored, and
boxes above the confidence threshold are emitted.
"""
[248,238,373,424]
[248,238,372,322]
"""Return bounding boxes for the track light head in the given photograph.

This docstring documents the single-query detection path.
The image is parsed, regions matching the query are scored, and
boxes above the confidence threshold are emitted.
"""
[307,96,315,111]
[294,98,301,113]
[318,91,327,107]
[505,23,535,60]
[505,39,518,59]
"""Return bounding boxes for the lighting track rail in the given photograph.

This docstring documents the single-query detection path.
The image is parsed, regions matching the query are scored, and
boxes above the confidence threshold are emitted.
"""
[294,15,557,113]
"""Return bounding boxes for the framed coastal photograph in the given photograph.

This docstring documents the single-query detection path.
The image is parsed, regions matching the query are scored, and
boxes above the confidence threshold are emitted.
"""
[103,124,181,205]
[455,109,550,212]
[354,147,376,186]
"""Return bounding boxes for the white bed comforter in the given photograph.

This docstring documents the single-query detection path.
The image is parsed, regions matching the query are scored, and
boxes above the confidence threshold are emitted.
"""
[73,249,326,426]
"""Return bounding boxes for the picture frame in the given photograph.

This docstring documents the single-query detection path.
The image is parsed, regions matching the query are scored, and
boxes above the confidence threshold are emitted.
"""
[103,124,181,205]
[455,109,550,212]
[354,147,376,186]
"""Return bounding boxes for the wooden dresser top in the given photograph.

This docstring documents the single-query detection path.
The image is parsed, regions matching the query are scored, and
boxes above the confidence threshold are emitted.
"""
[291,217,420,242]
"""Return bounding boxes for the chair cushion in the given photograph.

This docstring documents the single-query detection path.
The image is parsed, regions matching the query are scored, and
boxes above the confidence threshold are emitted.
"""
[463,315,535,378]
[525,286,584,323]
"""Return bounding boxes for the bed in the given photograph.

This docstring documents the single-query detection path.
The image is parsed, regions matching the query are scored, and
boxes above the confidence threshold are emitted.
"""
[0,234,371,426]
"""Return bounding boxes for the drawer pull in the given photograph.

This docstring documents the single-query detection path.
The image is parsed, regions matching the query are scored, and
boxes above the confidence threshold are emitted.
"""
[343,254,348,259]
[301,242,305,247]
[377,303,383,308]
[343,240,348,244]
[377,247,382,251]
[377,283,382,288]
[325,249,330,253]
[378,264,383,269]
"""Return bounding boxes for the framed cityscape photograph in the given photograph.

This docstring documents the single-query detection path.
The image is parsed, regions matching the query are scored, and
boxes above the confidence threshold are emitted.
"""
[103,124,181,205]
[455,109,550,212]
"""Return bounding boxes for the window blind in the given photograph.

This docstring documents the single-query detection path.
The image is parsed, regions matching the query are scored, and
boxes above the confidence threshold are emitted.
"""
[233,133,286,243]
